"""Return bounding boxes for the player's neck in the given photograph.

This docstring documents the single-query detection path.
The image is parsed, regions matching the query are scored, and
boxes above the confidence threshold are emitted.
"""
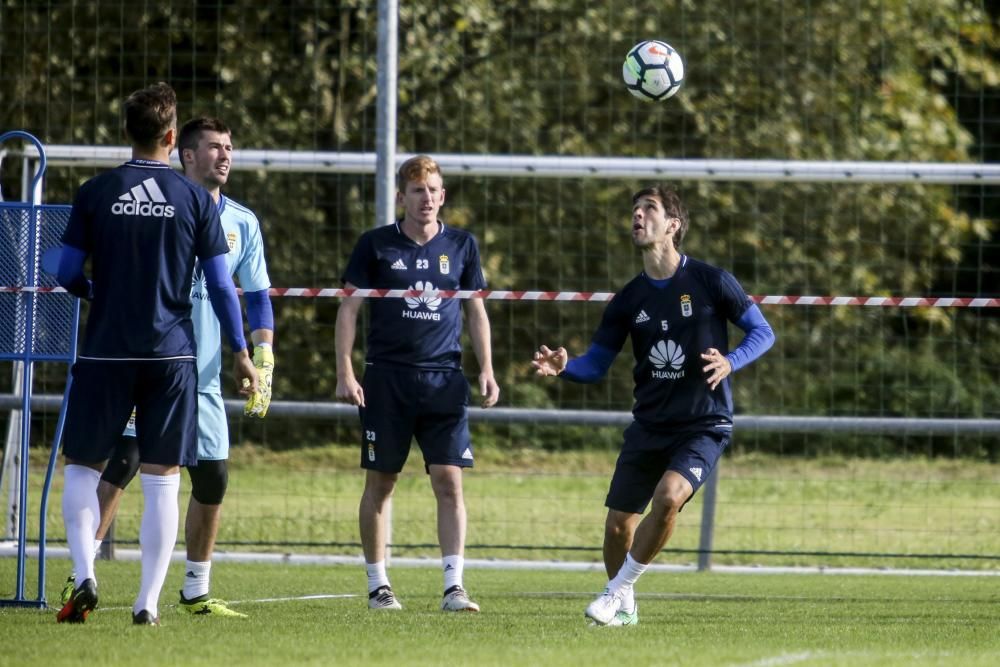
[400,217,440,245]
[178,170,221,202]
[131,145,172,165]
[199,183,222,203]
[642,244,681,279]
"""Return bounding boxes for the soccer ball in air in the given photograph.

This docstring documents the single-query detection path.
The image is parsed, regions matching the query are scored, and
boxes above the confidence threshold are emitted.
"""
[622,40,684,101]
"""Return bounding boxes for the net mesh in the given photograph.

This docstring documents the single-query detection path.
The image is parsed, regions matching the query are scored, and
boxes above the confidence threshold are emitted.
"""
[0,205,75,361]
[1,1,997,566]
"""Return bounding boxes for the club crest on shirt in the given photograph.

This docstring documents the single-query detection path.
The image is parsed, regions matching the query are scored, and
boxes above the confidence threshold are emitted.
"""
[226,232,237,251]
[680,294,693,317]
[439,254,450,274]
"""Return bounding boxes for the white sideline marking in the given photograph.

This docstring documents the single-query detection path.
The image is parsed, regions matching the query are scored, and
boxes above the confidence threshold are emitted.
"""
[732,652,820,667]
[89,593,359,612]
[518,590,985,604]
[5,544,999,577]
[233,593,358,604]
[731,651,957,667]
[519,591,840,602]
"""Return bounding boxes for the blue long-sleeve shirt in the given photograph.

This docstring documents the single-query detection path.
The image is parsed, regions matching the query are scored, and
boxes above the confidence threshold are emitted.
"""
[563,304,774,382]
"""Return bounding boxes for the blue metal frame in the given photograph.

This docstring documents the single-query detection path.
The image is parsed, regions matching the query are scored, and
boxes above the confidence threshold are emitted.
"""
[0,130,79,608]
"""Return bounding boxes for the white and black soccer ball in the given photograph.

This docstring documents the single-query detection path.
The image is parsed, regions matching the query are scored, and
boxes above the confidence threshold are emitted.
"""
[622,40,684,102]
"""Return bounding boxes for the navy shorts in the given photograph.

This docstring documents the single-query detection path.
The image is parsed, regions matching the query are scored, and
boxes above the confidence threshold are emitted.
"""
[605,421,731,514]
[359,365,472,473]
[62,359,198,467]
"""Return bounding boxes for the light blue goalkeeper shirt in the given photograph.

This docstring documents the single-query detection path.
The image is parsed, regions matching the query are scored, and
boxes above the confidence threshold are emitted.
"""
[191,195,272,394]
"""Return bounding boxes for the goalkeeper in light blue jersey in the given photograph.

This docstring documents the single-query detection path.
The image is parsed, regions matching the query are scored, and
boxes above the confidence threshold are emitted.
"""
[62,117,275,619]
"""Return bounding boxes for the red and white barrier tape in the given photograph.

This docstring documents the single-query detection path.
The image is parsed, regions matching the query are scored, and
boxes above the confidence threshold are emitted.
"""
[752,295,1000,308]
[3,285,998,307]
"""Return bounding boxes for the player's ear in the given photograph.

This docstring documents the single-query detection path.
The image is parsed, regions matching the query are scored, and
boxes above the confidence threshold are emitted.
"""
[162,126,177,151]
[439,187,446,205]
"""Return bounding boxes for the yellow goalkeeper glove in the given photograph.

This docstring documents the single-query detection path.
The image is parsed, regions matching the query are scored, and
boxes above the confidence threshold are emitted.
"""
[244,344,274,418]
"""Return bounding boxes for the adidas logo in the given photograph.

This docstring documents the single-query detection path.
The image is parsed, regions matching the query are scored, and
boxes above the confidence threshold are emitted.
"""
[391,258,407,270]
[461,448,473,460]
[690,467,703,482]
[635,310,650,324]
[111,178,175,217]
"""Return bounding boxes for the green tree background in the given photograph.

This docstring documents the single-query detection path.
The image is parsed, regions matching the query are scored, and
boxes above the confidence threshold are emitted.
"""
[2,0,997,458]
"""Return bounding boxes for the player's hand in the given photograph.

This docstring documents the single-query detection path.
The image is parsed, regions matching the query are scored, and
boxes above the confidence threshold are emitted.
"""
[701,347,732,391]
[336,375,365,407]
[532,345,568,377]
[244,344,274,418]
[234,350,258,397]
[479,371,500,408]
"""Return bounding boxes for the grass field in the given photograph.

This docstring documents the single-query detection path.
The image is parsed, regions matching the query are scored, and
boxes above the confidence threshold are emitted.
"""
[5,449,999,665]
[21,446,1000,569]
[1,559,998,666]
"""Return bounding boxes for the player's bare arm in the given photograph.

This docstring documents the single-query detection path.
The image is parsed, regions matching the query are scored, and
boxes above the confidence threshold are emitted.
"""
[234,349,258,396]
[532,345,568,376]
[334,286,366,407]
[464,298,500,408]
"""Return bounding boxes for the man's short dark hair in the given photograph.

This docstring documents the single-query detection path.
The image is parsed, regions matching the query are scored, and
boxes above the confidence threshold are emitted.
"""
[632,185,690,250]
[178,117,232,157]
[123,82,177,150]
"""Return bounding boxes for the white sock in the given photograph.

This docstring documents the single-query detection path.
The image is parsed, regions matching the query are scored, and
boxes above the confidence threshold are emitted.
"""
[62,465,100,585]
[619,587,636,613]
[182,560,211,600]
[442,554,464,592]
[609,552,648,599]
[70,538,103,580]
[133,473,180,617]
[366,560,390,593]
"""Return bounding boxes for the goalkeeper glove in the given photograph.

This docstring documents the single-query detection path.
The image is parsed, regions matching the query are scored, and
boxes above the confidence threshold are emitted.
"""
[244,344,274,418]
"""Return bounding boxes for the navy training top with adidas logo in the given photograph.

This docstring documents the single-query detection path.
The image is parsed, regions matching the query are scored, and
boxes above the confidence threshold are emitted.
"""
[341,222,487,370]
[61,160,229,359]
[592,255,752,429]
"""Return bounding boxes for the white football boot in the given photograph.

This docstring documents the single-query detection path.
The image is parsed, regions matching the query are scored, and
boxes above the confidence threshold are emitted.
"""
[367,586,403,610]
[584,587,626,625]
[441,586,480,612]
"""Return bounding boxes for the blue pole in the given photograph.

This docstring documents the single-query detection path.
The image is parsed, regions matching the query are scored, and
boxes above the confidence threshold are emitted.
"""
[0,131,50,607]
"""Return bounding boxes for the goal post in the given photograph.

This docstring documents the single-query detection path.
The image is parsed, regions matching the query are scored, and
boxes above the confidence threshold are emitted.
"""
[20,144,1000,184]
[3,142,997,571]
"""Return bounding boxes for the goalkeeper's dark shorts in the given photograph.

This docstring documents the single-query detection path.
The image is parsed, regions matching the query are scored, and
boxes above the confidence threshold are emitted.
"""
[358,364,473,474]
[62,358,198,467]
[604,421,731,514]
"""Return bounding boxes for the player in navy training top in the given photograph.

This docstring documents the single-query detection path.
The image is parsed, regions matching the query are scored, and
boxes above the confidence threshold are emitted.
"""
[532,185,775,626]
[55,83,257,627]
[335,155,499,613]
[61,117,275,619]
